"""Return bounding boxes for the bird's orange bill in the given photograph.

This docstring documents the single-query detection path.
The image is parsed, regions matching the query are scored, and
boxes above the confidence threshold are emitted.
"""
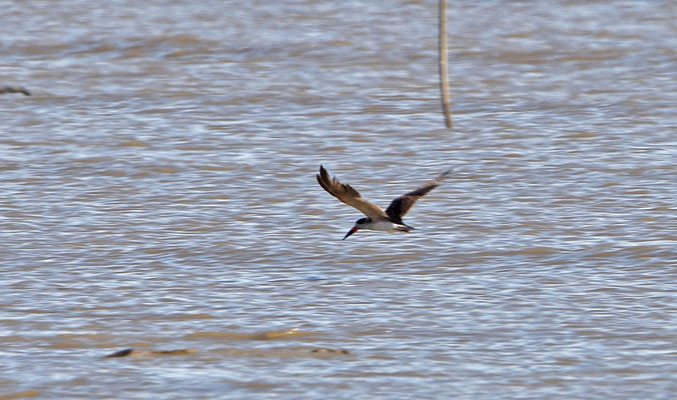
[343,226,358,240]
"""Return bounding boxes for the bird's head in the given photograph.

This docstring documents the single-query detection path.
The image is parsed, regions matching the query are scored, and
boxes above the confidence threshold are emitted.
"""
[343,217,369,240]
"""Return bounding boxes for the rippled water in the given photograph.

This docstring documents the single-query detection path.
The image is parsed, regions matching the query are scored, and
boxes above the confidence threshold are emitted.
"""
[2,0,677,399]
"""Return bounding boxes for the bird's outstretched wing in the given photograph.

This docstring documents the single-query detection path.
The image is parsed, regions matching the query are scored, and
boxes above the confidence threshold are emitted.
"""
[384,169,451,224]
[316,165,388,219]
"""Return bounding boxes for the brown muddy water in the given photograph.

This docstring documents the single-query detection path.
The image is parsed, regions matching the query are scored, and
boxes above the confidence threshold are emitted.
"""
[2,1,677,399]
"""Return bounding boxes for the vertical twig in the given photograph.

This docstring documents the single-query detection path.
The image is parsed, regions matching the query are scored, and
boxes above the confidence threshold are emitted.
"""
[439,0,453,129]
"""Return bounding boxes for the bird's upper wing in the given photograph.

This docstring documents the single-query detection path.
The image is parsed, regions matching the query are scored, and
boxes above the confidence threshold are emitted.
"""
[316,165,388,219]
[384,169,452,224]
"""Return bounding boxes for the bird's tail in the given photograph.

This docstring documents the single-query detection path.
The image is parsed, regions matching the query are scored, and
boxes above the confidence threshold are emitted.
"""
[396,224,415,232]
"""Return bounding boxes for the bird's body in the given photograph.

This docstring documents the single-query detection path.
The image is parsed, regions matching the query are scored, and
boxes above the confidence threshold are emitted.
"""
[363,219,412,233]
[316,165,450,239]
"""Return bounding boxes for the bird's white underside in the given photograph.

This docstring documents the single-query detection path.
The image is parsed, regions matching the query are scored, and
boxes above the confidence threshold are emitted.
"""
[358,219,411,233]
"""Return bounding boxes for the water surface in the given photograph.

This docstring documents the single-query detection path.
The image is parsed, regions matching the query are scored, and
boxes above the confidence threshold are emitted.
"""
[2,1,676,399]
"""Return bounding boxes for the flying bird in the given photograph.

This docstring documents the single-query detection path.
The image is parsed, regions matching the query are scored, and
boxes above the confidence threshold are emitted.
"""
[316,165,451,239]
[0,86,31,96]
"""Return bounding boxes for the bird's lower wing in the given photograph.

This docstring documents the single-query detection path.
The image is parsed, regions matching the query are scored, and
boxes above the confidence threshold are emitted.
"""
[385,169,452,223]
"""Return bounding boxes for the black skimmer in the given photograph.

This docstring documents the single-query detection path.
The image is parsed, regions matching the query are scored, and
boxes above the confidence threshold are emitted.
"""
[0,86,31,96]
[316,165,451,239]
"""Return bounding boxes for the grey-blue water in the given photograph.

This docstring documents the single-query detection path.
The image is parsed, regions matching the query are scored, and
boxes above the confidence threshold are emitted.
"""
[2,1,676,398]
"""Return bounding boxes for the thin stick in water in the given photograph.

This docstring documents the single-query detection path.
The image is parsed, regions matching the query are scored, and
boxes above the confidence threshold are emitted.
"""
[438,0,453,129]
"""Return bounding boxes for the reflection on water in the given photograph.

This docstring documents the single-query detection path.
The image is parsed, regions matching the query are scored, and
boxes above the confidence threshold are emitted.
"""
[2,0,677,398]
